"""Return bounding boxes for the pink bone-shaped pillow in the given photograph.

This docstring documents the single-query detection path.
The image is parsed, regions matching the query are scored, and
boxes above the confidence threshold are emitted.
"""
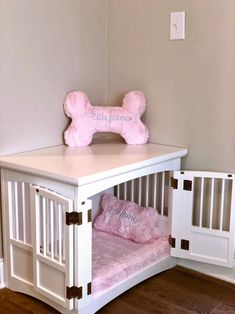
[64,91,149,147]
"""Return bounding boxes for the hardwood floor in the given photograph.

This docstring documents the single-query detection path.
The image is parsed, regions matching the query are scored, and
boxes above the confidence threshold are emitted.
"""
[1,266,235,313]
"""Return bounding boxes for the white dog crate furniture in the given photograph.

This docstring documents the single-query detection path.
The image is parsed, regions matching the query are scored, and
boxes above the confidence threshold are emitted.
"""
[0,142,234,314]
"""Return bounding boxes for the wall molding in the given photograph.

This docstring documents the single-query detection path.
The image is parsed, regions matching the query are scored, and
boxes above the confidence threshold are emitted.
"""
[0,259,5,288]
[178,258,235,285]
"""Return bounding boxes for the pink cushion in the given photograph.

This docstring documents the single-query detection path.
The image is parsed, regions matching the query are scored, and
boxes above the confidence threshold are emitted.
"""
[94,193,161,243]
[63,90,149,147]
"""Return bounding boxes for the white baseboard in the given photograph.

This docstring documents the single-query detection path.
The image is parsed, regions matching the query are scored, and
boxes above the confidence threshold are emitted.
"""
[0,259,5,288]
[178,258,235,285]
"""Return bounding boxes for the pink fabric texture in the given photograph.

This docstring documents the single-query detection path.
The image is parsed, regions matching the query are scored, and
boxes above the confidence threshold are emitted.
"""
[94,193,162,243]
[64,90,149,147]
[92,228,169,297]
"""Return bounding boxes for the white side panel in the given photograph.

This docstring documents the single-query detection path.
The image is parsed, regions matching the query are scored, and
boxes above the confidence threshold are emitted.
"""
[1,170,34,289]
[190,229,229,261]
[170,171,235,268]
[1,169,75,296]
[31,186,74,310]
[75,198,92,311]
[169,172,188,246]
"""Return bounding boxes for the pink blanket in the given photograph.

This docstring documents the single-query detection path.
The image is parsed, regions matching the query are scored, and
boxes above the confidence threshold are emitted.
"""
[92,228,169,297]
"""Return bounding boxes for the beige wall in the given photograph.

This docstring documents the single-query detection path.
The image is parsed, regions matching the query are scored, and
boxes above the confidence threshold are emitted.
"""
[0,0,107,257]
[0,0,107,156]
[107,0,235,173]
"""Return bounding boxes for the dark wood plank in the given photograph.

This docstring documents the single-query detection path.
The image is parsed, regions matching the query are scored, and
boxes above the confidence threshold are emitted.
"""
[0,288,59,314]
[158,268,231,304]
[212,291,235,314]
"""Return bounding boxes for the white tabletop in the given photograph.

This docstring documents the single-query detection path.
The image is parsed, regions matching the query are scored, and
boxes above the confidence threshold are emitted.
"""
[0,142,187,186]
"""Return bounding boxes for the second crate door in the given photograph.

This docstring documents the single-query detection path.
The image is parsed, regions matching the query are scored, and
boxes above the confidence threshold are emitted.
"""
[169,171,235,267]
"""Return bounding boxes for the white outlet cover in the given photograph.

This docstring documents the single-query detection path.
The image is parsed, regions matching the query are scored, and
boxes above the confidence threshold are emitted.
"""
[170,12,185,40]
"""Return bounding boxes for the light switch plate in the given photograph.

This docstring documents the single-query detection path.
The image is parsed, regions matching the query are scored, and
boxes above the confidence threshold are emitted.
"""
[170,12,185,40]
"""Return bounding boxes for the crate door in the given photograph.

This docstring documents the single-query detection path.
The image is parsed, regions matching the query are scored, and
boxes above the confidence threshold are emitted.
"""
[170,171,235,267]
[31,186,74,310]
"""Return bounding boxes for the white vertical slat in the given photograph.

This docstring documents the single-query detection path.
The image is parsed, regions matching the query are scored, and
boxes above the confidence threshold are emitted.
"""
[56,205,60,260]
[35,192,40,286]
[153,173,157,208]
[50,200,54,260]
[46,200,50,257]
[145,175,149,207]
[220,179,225,231]
[58,204,62,264]
[42,197,46,257]
[54,203,58,260]
[21,182,26,243]
[199,177,204,228]
[131,180,134,202]
[138,177,142,205]
[161,172,165,215]
[8,182,14,239]
[63,214,66,261]
[14,182,19,241]
[229,177,235,249]
[209,178,214,230]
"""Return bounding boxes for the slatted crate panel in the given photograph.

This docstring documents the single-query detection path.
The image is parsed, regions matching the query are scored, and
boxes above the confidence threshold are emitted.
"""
[115,171,170,216]
[192,176,233,232]
[7,181,31,245]
[37,194,66,264]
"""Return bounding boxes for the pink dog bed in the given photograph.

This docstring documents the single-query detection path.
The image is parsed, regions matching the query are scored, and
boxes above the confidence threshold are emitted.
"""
[92,228,169,297]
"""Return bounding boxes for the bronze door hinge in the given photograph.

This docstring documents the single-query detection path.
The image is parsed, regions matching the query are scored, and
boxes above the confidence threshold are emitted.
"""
[66,286,82,300]
[183,180,192,191]
[171,177,178,189]
[169,235,176,248]
[181,239,189,250]
[66,212,82,225]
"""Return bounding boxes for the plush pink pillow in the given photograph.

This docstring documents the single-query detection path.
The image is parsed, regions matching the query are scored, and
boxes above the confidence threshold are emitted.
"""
[63,90,149,147]
[94,193,162,243]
